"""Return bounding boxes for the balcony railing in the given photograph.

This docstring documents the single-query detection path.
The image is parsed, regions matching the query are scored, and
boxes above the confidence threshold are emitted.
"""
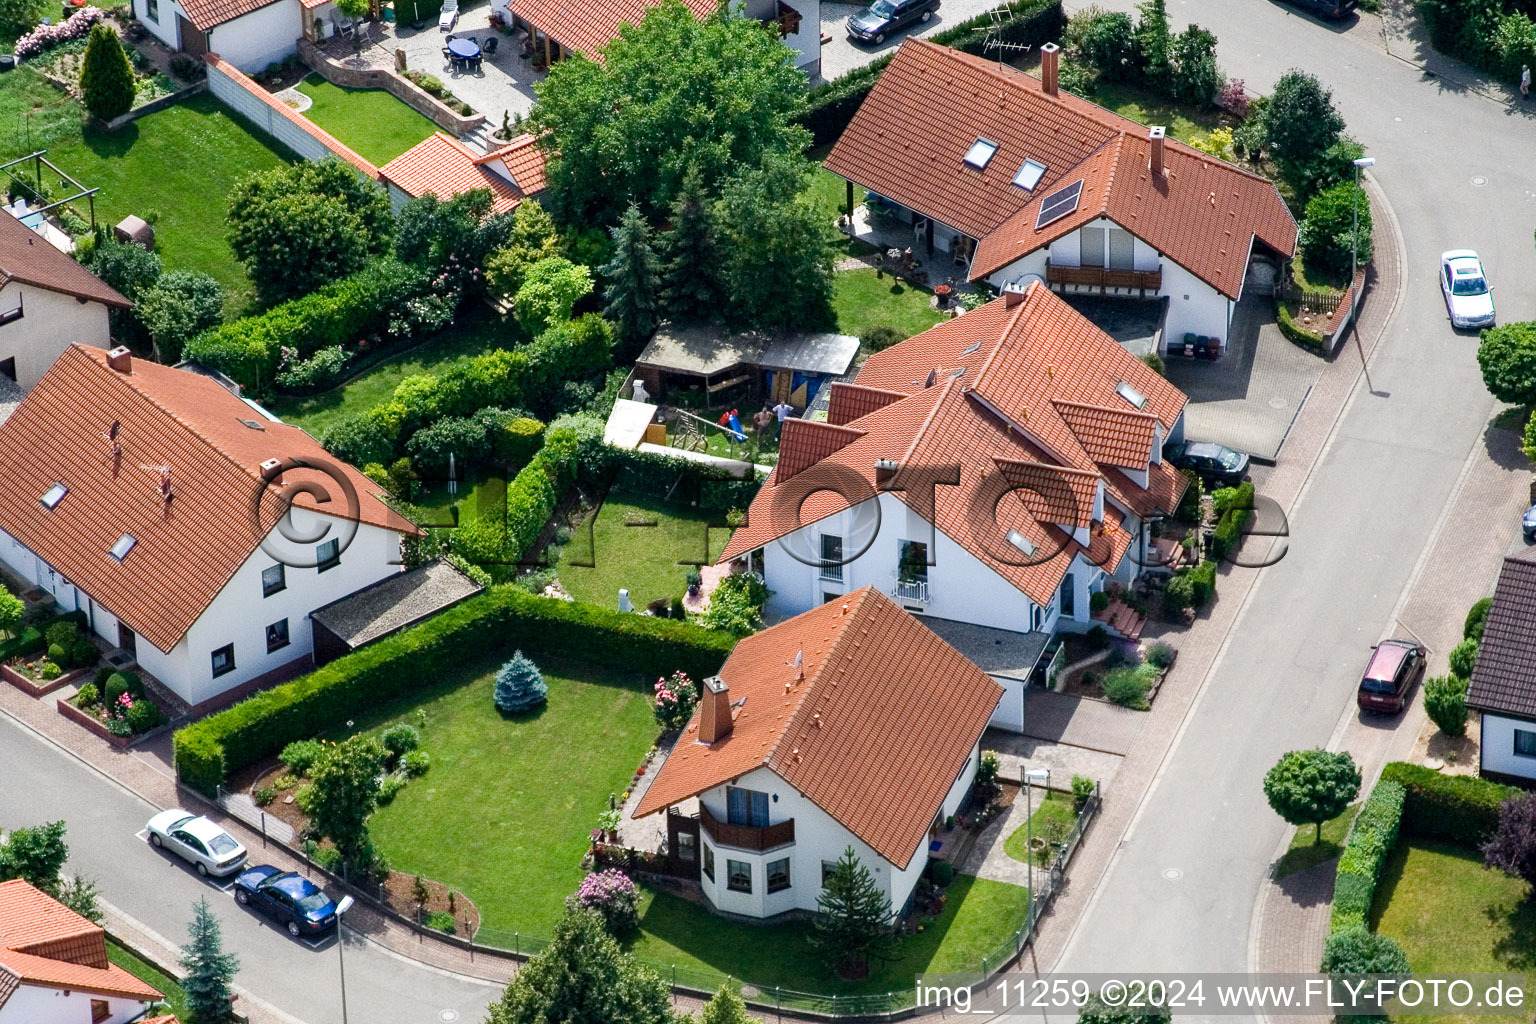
[699,804,796,852]
[1046,262,1162,294]
[818,563,844,583]
[893,577,930,604]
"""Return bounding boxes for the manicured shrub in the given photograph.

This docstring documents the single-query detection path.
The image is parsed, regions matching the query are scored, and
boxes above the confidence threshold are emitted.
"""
[104,673,128,707]
[930,860,956,887]
[1424,674,1469,736]
[1089,591,1110,614]
[1101,664,1156,710]
[1300,182,1372,282]
[46,620,80,650]
[1380,761,1519,844]
[79,23,134,121]
[380,724,420,762]
[74,683,100,709]
[567,869,639,936]
[1265,749,1361,843]
[125,698,162,734]
[407,415,489,473]
[280,739,326,776]
[493,415,546,471]
[400,750,431,777]
[1448,637,1479,679]
[137,270,223,364]
[1145,642,1175,669]
[39,661,61,681]
[173,588,735,793]
[1329,779,1404,932]
[1465,596,1493,642]
[1320,925,1409,976]
[47,643,68,669]
[494,650,548,714]
[71,640,95,667]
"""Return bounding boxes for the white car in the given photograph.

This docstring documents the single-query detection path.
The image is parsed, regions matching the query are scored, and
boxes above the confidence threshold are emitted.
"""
[146,810,248,878]
[438,0,458,31]
[1439,250,1495,330]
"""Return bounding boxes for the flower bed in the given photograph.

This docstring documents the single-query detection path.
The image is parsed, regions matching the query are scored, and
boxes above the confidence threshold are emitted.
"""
[65,670,167,741]
[15,7,107,60]
[28,35,179,109]
[1,659,92,697]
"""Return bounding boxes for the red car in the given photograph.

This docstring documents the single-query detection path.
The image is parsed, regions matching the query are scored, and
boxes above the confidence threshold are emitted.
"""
[1357,639,1426,714]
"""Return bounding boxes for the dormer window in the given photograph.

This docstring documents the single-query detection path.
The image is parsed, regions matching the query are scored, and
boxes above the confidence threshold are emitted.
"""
[964,138,999,170]
[1012,159,1047,190]
[110,534,136,561]
[40,483,67,509]
[1117,381,1148,409]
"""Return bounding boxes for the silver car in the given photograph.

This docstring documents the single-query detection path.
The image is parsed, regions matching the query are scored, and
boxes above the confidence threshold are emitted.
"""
[146,809,248,877]
[1440,250,1495,329]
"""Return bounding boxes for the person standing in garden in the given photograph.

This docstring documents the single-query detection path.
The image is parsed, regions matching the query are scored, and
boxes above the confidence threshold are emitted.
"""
[1522,64,1530,100]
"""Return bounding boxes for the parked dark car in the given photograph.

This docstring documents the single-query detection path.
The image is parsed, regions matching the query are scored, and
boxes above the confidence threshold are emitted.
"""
[1523,502,1536,542]
[234,866,339,937]
[1276,0,1357,18]
[847,0,939,44]
[1356,639,1426,714]
[1164,441,1250,487]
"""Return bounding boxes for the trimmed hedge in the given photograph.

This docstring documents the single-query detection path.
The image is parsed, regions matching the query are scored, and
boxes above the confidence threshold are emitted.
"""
[577,439,762,513]
[1329,779,1404,932]
[1276,301,1329,353]
[801,0,1065,145]
[1210,482,1254,562]
[1379,761,1520,845]
[184,258,427,396]
[172,585,736,795]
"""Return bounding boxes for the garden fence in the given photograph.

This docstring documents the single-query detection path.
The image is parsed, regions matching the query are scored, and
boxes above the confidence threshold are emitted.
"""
[1278,276,1345,318]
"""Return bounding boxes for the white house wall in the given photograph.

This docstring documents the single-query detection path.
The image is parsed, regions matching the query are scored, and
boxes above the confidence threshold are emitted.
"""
[131,0,182,50]
[0,985,154,1024]
[693,749,979,919]
[0,283,111,390]
[206,0,301,70]
[1478,712,1536,782]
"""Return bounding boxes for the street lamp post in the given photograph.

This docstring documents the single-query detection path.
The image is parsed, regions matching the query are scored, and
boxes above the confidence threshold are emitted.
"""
[1351,156,1375,292]
[335,894,355,1024]
[1024,767,1051,912]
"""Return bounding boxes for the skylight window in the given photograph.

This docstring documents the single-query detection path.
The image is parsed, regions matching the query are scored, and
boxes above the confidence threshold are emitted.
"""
[1006,529,1037,557]
[1012,159,1047,190]
[110,534,136,561]
[1117,381,1149,409]
[1035,179,1084,229]
[961,341,982,355]
[964,138,999,170]
[40,483,67,509]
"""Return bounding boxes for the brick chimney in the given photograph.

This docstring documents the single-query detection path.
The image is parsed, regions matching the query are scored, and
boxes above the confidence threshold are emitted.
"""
[1004,285,1028,308]
[1149,125,1166,178]
[698,676,733,744]
[106,346,132,374]
[1040,42,1059,97]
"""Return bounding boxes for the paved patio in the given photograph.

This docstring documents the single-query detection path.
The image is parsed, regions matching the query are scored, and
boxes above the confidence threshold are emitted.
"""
[1164,296,1326,463]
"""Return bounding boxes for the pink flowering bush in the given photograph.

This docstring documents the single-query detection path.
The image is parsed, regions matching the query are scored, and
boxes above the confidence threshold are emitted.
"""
[1219,77,1250,119]
[16,8,108,61]
[566,868,639,935]
[653,670,697,730]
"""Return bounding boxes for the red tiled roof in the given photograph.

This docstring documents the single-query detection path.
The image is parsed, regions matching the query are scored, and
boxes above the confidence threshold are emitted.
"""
[0,880,162,1008]
[474,134,549,196]
[204,56,378,179]
[0,346,418,653]
[826,40,1297,300]
[720,285,1189,606]
[826,382,908,426]
[635,587,1002,867]
[0,207,128,308]
[180,0,282,29]
[508,0,716,58]
[381,133,529,214]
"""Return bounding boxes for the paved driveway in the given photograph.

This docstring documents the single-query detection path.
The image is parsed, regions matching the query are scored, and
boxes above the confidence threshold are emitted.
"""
[817,0,1004,80]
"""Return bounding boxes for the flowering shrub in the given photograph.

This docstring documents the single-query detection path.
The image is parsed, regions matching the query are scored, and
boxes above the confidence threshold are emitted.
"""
[1219,77,1250,118]
[653,670,697,730]
[16,8,107,61]
[566,869,639,936]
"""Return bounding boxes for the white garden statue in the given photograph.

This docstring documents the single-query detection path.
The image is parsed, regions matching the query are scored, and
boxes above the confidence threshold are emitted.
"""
[617,588,634,613]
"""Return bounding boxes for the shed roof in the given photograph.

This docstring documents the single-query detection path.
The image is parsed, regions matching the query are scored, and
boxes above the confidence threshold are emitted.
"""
[636,325,860,378]
[310,559,482,651]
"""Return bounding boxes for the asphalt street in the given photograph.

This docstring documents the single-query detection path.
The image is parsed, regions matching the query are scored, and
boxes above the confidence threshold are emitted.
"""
[1046,0,1536,981]
[0,716,501,1024]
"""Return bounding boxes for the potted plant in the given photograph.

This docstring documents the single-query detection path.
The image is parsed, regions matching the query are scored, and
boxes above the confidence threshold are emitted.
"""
[686,569,702,598]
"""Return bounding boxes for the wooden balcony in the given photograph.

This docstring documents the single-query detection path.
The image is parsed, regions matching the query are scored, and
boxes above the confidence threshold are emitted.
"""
[1046,262,1162,294]
[699,804,796,852]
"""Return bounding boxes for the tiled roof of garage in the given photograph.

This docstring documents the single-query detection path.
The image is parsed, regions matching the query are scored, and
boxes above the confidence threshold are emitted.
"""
[1468,550,1536,717]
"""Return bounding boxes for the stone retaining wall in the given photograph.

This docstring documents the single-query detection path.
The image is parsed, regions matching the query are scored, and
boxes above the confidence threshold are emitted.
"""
[296,37,484,135]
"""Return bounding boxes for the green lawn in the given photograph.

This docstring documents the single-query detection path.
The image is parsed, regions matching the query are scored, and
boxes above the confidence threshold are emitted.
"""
[1274,802,1360,879]
[807,144,863,217]
[0,66,85,154]
[630,874,1030,1001]
[107,938,187,1021]
[556,487,732,611]
[1373,839,1536,1024]
[295,74,439,166]
[1003,791,1076,864]
[13,91,291,314]
[263,311,513,434]
[363,652,657,936]
[833,268,946,347]
[1080,80,1227,146]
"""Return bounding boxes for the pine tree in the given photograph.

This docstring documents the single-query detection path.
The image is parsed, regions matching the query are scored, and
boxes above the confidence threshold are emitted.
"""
[599,203,660,362]
[179,897,239,1024]
[811,846,893,978]
[494,650,548,713]
[78,24,136,122]
[658,170,722,324]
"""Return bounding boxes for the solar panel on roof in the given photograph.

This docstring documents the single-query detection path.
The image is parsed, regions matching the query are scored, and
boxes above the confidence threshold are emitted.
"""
[1035,179,1084,229]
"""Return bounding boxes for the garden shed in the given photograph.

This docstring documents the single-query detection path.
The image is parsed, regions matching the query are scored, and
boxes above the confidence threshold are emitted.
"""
[633,325,858,411]
[310,559,483,665]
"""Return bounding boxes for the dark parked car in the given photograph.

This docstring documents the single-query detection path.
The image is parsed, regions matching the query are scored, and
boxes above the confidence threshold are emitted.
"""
[847,0,939,44]
[1276,0,1357,18]
[234,866,339,937]
[1523,502,1536,542]
[1356,639,1426,714]
[1164,441,1250,487]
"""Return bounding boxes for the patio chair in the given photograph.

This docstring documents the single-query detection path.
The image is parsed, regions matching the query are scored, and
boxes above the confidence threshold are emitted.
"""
[442,45,454,61]
[485,35,498,53]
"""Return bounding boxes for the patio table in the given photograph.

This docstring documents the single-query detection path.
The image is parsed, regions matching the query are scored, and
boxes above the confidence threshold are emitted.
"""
[447,37,481,59]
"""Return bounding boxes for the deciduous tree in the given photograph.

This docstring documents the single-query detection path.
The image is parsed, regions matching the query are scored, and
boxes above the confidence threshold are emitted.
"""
[1263,749,1361,842]
[304,736,385,871]
[701,985,754,1024]
[1266,70,1346,196]
[0,821,68,893]
[1299,182,1372,282]
[1481,323,1536,408]
[714,153,836,330]
[136,270,223,362]
[1483,793,1536,889]
[395,189,515,298]
[513,257,593,335]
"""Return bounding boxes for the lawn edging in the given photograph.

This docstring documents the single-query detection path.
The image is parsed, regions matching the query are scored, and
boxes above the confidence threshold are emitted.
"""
[173,585,735,794]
